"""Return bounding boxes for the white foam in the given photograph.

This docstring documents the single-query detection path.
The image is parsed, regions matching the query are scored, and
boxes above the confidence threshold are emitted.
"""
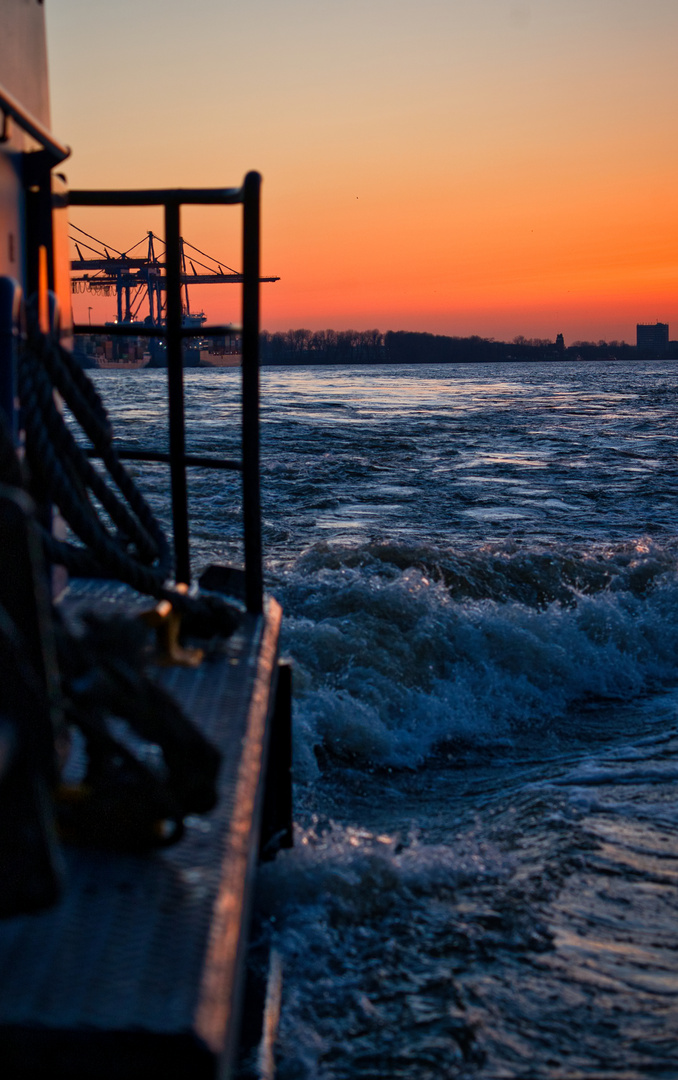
[277,541,678,774]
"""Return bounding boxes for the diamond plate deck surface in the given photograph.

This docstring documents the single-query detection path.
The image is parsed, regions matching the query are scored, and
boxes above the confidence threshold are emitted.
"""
[0,580,281,1078]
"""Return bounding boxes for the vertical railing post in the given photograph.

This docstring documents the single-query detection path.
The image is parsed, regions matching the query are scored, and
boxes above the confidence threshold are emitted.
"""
[164,198,191,585]
[241,172,263,615]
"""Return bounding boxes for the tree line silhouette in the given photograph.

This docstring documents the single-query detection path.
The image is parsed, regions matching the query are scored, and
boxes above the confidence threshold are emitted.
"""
[260,328,384,363]
[259,329,673,365]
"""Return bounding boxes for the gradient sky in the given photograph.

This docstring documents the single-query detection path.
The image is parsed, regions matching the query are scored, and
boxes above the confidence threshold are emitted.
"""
[46,0,678,343]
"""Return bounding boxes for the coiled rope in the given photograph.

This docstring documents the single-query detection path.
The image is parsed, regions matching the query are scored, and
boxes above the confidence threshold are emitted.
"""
[0,332,239,852]
[8,330,241,633]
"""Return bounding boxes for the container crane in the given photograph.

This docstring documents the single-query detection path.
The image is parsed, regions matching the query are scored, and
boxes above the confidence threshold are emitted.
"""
[70,226,279,328]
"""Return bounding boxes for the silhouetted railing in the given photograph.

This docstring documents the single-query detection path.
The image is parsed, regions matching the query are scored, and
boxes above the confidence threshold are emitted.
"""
[71,174,263,614]
[0,81,70,162]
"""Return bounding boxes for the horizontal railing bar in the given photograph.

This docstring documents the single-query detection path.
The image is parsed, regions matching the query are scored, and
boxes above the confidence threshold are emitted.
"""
[69,187,244,207]
[72,273,279,285]
[0,81,70,162]
[86,447,242,471]
[74,324,243,339]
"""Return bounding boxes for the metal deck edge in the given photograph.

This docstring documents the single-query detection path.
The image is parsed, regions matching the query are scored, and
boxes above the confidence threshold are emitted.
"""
[195,597,283,1077]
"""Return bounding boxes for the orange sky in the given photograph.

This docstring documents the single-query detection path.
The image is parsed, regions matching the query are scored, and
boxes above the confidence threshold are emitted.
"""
[47,0,678,344]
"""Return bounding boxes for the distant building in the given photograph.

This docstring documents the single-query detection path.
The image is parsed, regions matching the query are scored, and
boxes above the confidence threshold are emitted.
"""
[555,333,565,352]
[637,322,669,349]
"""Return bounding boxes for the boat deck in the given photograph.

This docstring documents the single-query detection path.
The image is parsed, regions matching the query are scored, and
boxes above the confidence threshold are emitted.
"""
[0,581,285,1080]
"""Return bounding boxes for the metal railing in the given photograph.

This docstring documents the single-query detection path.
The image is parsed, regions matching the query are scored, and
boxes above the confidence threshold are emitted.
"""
[70,175,263,614]
[0,81,70,163]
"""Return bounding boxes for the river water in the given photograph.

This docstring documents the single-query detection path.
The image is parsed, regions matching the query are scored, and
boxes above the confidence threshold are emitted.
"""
[93,360,678,1079]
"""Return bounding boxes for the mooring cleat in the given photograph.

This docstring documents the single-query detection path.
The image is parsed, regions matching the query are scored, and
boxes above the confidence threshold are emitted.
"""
[142,584,205,668]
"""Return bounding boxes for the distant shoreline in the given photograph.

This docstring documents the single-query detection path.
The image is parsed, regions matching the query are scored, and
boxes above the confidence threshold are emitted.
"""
[77,326,678,370]
[257,330,677,367]
[258,355,676,368]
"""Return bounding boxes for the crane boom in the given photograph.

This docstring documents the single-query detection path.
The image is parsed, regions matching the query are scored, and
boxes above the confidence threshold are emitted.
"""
[69,228,279,325]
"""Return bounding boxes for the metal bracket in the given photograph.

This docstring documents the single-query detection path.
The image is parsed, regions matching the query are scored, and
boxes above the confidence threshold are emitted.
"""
[141,586,205,668]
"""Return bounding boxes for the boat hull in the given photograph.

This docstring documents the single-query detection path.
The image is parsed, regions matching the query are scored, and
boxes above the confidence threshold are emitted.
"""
[199,350,242,368]
[95,355,151,370]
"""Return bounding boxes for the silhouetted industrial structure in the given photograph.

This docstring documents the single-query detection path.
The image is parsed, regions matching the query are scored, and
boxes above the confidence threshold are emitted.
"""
[70,226,279,366]
[71,226,279,326]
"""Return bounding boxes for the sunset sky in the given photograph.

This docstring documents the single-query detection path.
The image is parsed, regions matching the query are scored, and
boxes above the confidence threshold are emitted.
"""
[46,0,678,344]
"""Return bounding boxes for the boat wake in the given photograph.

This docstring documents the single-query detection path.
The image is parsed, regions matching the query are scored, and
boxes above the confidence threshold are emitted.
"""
[246,536,678,1078]
[275,537,678,778]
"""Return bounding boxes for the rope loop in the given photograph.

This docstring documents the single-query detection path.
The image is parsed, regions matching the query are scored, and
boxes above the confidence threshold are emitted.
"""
[9,331,242,633]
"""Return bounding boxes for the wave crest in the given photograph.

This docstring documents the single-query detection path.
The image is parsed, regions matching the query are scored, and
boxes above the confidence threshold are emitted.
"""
[276,539,678,775]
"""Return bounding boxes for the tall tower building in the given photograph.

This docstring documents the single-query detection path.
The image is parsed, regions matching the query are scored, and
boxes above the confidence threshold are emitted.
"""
[637,322,669,349]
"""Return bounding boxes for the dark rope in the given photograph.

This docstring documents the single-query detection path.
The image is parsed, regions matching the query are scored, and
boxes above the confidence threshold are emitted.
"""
[24,333,168,566]
[0,336,239,851]
[13,332,242,633]
[20,345,166,568]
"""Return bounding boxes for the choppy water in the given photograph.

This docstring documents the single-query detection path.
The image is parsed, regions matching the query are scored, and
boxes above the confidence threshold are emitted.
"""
[93,361,678,1079]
